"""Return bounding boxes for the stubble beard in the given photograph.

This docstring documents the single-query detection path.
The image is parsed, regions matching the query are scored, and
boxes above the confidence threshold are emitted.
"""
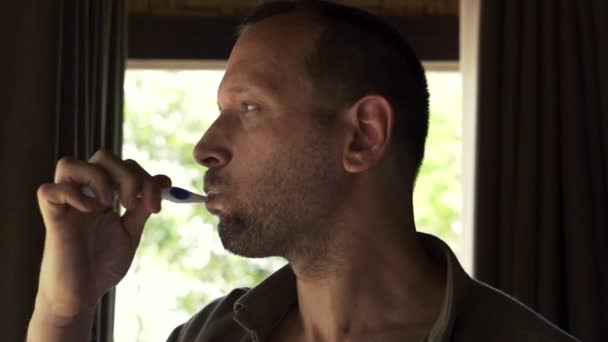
[217,127,342,273]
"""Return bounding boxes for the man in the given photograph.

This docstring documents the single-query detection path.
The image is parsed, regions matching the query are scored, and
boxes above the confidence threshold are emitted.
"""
[27,1,580,341]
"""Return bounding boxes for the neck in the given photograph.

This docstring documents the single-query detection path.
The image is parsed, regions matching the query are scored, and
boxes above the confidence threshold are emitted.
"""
[288,193,446,341]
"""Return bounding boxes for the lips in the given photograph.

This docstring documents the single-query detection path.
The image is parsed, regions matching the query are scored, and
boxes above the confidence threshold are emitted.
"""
[203,175,225,213]
[204,187,219,196]
[204,189,220,201]
[203,189,222,214]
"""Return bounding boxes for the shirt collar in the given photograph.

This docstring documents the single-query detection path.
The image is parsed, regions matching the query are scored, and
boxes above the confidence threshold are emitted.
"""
[233,263,298,342]
[419,233,473,341]
[232,233,472,341]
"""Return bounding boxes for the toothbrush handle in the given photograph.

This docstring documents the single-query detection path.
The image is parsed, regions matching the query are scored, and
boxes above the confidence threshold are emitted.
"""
[80,186,207,203]
[80,186,133,201]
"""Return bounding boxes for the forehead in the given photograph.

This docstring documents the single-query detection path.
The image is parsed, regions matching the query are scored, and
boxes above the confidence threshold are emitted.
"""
[219,14,321,95]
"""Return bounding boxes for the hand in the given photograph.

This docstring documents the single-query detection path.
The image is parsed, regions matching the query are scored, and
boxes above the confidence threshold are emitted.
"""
[34,149,171,322]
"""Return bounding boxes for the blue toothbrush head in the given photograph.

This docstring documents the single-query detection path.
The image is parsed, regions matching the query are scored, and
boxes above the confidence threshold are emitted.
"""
[169,187,190,200]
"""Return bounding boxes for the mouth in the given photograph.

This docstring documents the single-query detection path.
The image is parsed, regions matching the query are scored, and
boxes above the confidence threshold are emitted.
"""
[204,189,220,201]
[203,188,222,214]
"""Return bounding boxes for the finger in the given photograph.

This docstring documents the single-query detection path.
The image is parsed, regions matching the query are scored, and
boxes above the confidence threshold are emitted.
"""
[152,174,172,189]
[54,157,114,207]
[147,174,173,213]
[38,183,101,219]
[142,176,161,214]
[120,199,152,247]
[89,150,145,210]
[122,159,149,210]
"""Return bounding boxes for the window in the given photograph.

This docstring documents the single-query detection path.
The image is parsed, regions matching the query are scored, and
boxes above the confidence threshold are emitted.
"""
[114,64,463,341]
[416,64,465,261]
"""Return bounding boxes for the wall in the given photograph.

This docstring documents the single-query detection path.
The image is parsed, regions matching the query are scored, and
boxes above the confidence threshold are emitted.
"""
[127,0,459,16]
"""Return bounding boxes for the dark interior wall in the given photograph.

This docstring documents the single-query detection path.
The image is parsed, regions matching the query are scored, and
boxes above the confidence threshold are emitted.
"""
[127,15,459,61]
[0,1,59,340]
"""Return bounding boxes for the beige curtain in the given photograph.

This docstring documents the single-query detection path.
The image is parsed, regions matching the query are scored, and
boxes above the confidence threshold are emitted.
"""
[473,0,608,341]
[0,0,126,341]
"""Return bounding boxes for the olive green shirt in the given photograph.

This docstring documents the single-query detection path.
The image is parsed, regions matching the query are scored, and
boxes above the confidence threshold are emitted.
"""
[166,233,581,342]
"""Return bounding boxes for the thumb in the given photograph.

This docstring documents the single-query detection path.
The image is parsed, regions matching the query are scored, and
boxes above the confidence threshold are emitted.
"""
[120,199,152,246]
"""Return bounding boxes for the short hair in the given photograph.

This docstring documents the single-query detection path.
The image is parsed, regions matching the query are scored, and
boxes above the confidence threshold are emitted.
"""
[238,0,430,177]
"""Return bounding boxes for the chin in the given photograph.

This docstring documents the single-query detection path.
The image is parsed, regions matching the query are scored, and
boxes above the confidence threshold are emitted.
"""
[217,219,278,259]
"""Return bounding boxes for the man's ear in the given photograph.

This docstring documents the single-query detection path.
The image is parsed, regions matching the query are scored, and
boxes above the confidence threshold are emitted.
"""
[342,95,394,173]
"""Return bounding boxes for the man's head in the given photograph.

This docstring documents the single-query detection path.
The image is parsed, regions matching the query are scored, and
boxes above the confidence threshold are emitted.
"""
[194,0,429,265]
[239,0,430,173]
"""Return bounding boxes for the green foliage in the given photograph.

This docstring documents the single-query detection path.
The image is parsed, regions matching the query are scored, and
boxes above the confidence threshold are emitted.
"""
[413,72,463,250]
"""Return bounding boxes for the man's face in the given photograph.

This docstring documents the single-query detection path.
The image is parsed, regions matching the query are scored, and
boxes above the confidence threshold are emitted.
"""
[194,15,345,260]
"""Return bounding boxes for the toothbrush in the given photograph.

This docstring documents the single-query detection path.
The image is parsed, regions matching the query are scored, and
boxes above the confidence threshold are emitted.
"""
[81,186,207,204]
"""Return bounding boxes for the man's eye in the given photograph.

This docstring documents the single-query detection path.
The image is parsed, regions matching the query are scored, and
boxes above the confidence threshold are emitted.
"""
[242,102,259,112]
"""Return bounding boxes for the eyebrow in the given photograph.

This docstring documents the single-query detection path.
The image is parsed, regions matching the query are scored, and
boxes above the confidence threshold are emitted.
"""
[217,85,268,111]
[217,76,281,110]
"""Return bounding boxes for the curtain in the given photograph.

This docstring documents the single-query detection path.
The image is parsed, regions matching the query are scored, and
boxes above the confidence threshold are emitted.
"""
[0,0,126,341]
[473,1,608,341]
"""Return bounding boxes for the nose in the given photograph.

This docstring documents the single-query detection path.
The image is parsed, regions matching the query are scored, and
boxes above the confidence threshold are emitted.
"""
[193,115,233,169]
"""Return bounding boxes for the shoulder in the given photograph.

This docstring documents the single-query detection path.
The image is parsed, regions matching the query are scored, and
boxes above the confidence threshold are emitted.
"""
[451,279,581,342]
[166,287,249,342]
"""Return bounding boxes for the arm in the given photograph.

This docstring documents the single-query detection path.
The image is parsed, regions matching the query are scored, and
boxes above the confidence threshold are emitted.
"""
[27,296,94,342]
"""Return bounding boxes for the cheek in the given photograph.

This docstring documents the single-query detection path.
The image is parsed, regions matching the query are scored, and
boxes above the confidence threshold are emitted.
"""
[233,121,291,161]
[228,134,282,183]
[229,115,323,184]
